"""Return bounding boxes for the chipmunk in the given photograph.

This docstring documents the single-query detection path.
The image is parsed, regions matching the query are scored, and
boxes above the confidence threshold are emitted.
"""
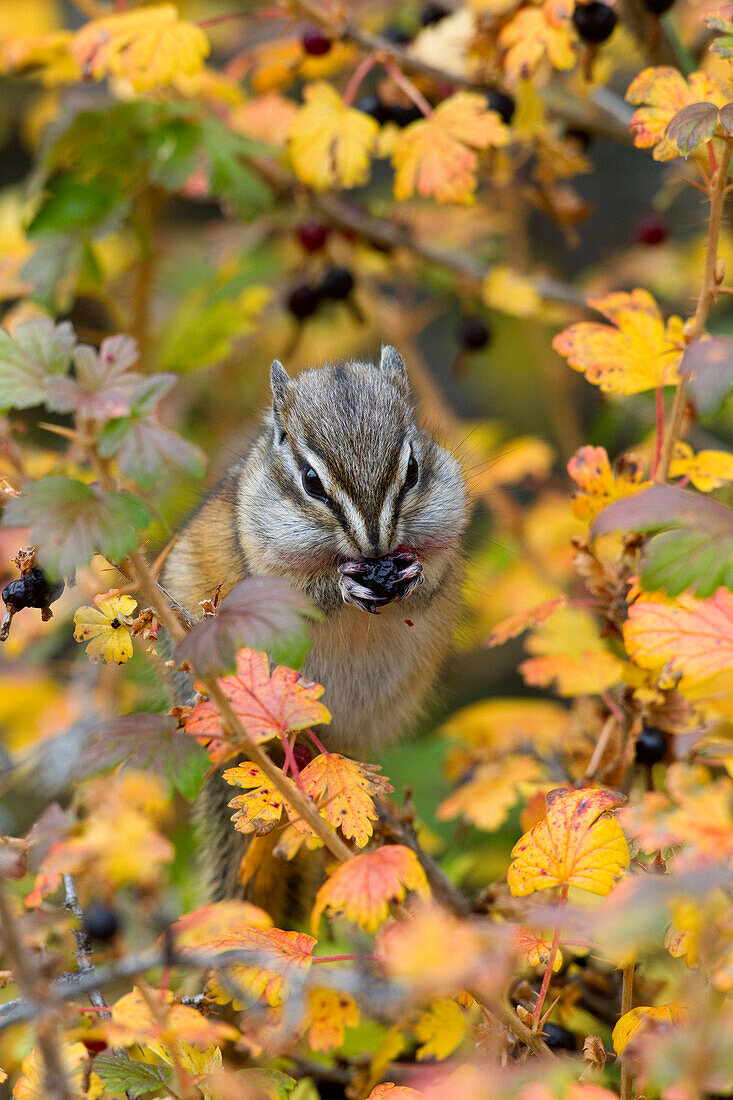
[163,346,467,906]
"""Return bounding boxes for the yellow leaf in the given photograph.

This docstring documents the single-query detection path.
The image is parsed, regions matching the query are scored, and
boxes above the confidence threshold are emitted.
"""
[289,81,379,190]
[437,754,541,831]
[206,924,316,1008]
[624,587,733,684]
[567,445,650,522]
[307,988,359,1052]
[223,762,286,836]
[520,606,624,696]
[513,926,564,971]
[664,899,701,966]
[73,589,136,664]
[414,998,467,1061]
[441,696,570,755]
[552,288,683,395]
[507,787,629,897]
[670,441,733,492]
[393,92,509,204]
[612,1002,688,1054]
[499,0,577,85]
[2,30,80,86]
[71,4,209,92]
[13,1042,104,1100]
[378,904,486,996]
[105,986,236,1049]
[483,267,543,318]
[311,845,431,933]
[289,752,394,848]
[626,67,732,161]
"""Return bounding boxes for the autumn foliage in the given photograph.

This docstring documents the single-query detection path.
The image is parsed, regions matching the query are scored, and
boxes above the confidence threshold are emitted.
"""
[5,1,733,1099]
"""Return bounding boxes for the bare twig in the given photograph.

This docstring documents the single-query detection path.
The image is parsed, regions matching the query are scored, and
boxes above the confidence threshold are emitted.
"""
[63,875,109,1015]
[377,804,473,917]
[619,957,636,1100]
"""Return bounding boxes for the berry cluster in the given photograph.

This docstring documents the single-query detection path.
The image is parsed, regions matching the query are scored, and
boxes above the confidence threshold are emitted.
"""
[287,267,356,321]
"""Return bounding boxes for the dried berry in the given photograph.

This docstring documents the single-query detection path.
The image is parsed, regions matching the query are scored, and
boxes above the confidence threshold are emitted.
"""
[2,566,64,610]
[293,742,314,771]
[339,551,423,614]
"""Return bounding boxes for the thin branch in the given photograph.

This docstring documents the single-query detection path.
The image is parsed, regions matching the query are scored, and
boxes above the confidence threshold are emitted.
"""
[480,996,556,1057]
[619,957,636,1100]
[63,875,108,1015]
[377,804,473,917]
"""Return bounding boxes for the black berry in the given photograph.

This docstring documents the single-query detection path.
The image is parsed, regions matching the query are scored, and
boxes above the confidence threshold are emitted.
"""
[301,28,332,56]
[572,2,618,42]
[2,567,64,611]
[292,742,313,771]
[636,212,668,246]
[297,220,329,253]
[287,283,320,320]
[541,1023,578,1051]
[635,726,667,766]
[355,95,392,126]
[391,103,424,128]
[382,25,412,46]
[420,3,450,24]
[320,266,354,300]
[82,901,120,943]
[486,89,516,124]
[459,317,491,351]
[642,0,675,13]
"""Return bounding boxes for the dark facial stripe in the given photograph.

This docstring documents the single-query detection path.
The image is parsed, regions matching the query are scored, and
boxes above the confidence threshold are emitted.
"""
[273,447,361,550]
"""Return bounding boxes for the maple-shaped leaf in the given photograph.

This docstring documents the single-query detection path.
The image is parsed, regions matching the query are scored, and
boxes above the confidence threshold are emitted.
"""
[0,316,75,409]
[174,576,317,677]
[485,596,567,647]
[290,753,394,847]
[289,81,379,190]
[414,998,466,1061]
[552,289,684,395]
[512,926,564,971]
[311,845,430,933]
[499,0,577,85]
[507,787,629,897]
[104,987,236,1049]
[612,1002,688,1055]
[206,924,316,1008]
[185,647,330,764]
[624,586,733,683]
[567,445,650,522]
[45,334,143,420]
[438,754,541,832]
[626,67,732,160]
[14,1043,104,1100]
[172,900,273,954]
[307,988,359,1052]
[3,476,151,578]
[441,697,570,756]
[71,4,210,91]
[98,374,204,489]
[592,484,733,597]
[392,92,509,205]
[520,605,624,697]
[669,442,733,492]
[92,1055,170,1099]
[665,101,721,156]
[224,762,286,836]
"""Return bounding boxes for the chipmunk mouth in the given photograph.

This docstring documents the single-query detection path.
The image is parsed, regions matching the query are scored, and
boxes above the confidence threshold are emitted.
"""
[337,550,423,615]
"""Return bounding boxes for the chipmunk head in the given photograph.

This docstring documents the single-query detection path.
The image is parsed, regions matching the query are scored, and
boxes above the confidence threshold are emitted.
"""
[243,347,466,601]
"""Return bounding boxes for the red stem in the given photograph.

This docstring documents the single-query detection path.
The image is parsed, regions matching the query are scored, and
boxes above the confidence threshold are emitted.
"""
[280,733,307,793]
[197,11,250,28]
[344,54,378,107]
[307,727,330,755]
[382,59,433,118]
[650,385,664,481]
[531,883,568,1028]
[313,953,383,963]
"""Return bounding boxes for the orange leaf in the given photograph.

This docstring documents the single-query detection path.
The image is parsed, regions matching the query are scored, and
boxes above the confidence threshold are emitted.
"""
[230,92,298,146]
[171,900,272,954]
[519,650,623,696]
[552,289,684,395]
[70,4,209,91]
[567,446,650,522]
[393,92,509,204]
[206,924,316,1008]
[290,753,394,847]
[367,1087,423,1099]
[224,762,286,836]
[185,647,330,764]
[626,67,731,160]
[499,0,577,85]
[485,596,567,647]
[507,787,629,897]
[378,904,488,996]
[306,988,359,1052]
[437,754,541,831]
[513,926,564,971]
[624,586,733,683]
[311,845,430,933]
[612,1002,688,1054]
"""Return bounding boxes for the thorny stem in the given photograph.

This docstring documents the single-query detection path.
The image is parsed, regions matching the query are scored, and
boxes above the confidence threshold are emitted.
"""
[480,996,555,1057]
[0,880,73,1100]
[63,875,109,1016]
[657,136,733,481]
[619,957,636,1100]
[531,883,568,1028]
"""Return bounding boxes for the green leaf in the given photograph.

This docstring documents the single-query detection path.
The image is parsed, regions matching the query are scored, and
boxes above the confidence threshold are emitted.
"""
[235,1068,297,1099]
[28,175,125,235]
[664,102,719,156]
[201,119,273,220]
[681,337,733,415]
[718,102,733,135]
[0,317,76,409]
[3,476,151,578]
[93,1053,170,1098]
[592,485,733,597]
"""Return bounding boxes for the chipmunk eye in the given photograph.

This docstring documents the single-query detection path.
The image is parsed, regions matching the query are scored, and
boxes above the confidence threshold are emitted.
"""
[302,466,329,502]
[405,449,419,491]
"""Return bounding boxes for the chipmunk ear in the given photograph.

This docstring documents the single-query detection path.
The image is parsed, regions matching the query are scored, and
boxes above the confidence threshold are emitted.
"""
[379,345,408,383]
[270,359,291,439]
